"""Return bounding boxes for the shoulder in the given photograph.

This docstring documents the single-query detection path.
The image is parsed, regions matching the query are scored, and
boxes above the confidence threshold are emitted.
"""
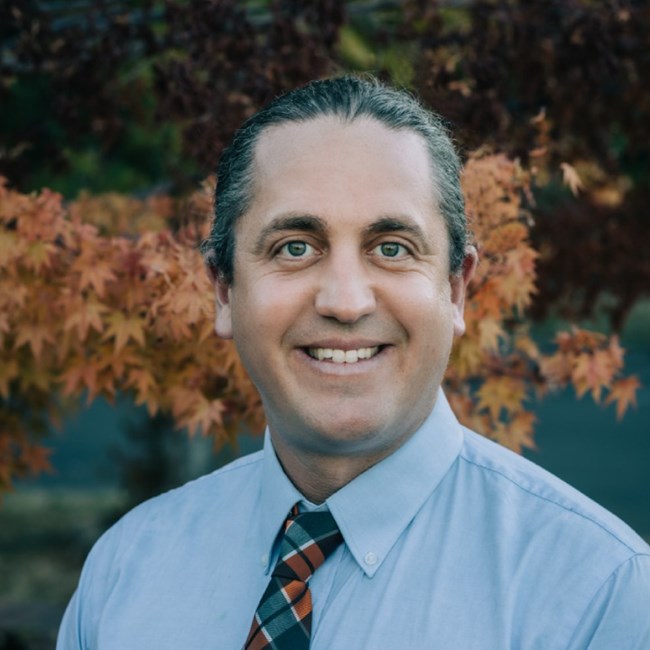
[453,428,650,646]
[89,449,265,566]
[122,449,263,532]
[456,426,650,586]
[458,427,648,555]
[57,450,266,646]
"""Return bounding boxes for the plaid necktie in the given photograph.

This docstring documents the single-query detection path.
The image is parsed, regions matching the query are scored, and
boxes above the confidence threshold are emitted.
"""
[244,505,343,649]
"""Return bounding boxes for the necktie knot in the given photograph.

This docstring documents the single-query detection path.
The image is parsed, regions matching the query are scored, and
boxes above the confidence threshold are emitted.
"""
[273,509,343,582]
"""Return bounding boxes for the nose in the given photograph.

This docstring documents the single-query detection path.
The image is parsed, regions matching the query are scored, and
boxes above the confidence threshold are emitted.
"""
[314,255,376,323]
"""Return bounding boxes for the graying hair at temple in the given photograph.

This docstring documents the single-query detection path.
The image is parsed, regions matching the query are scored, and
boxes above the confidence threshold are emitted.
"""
[201,75,467,283]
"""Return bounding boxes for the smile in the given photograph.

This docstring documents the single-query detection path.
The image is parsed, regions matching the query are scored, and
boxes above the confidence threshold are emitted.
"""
[306,346,380,364]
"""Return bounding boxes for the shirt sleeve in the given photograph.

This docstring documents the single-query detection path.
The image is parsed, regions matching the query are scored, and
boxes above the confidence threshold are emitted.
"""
[567,553,650,649]
[56,520,125,650]
[57,589,83,650]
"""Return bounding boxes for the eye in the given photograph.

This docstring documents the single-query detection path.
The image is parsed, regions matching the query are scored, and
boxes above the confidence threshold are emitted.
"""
[374,241,409,258]
[278,240,315,258]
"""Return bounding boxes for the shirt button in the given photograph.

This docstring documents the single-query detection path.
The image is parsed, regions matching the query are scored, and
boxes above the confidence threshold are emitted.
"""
[261,553,269,567]
[364,552,378,566]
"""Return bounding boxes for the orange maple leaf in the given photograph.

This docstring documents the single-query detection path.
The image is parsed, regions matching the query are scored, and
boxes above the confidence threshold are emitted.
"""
[182,396,226,437]
[166,316,193,341]
[496,272,536,312]
[72,254,117,297]
[470,280,503,318]
[13,323,55,362]
[59,353,111,402]
[571,351,615,402]
[605,376,641,420]
[492,411,537,454]
[60,359,98,401]
[22,241,57,272]
[63,298,109,341]
[478,318,504,351]
[513,333,540,362]
[607,335,625,369]
[477,376,526,419]
[102,312,146,353]
[126,367,159,415]
[450,338,483,377]
[509,411,537,451]
[169,282,212,324]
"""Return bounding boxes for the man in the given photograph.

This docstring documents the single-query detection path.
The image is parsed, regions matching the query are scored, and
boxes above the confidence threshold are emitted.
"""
[58,76,650,648]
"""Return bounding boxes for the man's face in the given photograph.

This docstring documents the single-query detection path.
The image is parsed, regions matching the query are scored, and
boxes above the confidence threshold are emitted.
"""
[215,116,473,463]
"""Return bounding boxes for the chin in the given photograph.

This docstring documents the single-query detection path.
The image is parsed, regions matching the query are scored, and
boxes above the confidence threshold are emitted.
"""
[306,414,397,456]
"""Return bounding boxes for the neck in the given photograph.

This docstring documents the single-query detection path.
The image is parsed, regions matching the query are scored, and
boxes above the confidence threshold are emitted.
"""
[270,435,398,504]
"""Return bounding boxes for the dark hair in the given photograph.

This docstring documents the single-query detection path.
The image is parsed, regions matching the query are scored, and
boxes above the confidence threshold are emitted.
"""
[201,75,467,283]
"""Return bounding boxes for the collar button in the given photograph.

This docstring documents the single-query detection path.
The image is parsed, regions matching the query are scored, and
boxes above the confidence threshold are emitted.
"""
[364,551,378,566]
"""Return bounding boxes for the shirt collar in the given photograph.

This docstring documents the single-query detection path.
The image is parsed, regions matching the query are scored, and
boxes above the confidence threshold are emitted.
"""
[259,390,463,577]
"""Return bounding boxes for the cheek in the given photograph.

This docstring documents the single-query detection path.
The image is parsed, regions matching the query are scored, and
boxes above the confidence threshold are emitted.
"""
[232,277,311,336]
[385,273,452,321]
[392,283,456,363]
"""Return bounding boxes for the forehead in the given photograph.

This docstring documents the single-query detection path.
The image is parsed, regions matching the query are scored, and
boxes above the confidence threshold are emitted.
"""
[255,115,430,165]
[247,117,440,227]
[254,117,433,185]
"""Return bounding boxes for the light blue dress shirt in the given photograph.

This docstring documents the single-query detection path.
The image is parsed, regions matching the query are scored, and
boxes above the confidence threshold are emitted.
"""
[57,393,650,649]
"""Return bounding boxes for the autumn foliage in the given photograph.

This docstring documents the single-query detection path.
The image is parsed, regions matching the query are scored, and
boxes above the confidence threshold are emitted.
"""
[2,1,648,327]
[0,178,262,490]
[0,0,646,493]
[447,154,639,451]
[0,154,639,491]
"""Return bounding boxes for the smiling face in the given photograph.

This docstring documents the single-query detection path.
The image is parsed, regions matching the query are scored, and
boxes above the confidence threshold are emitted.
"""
[215,116,474,473]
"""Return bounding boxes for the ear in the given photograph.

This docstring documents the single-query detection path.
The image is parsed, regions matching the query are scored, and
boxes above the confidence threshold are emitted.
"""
[450,245,478,337]
[206,263,233,340]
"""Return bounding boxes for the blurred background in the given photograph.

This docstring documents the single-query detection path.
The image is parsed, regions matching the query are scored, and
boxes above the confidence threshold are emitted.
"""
[1,1,648,647]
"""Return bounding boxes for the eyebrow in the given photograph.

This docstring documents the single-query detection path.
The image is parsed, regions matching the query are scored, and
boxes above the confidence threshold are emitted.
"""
[253,213,432,255]
[253,214,328,254]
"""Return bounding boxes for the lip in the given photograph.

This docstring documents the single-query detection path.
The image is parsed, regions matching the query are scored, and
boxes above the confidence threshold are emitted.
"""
[297,339,388,350]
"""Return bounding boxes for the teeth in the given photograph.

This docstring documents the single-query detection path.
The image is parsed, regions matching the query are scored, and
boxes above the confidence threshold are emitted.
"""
[307,346,380,363]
